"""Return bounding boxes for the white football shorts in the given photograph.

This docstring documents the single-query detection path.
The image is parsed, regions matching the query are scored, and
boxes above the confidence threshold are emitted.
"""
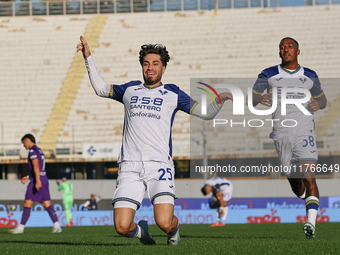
[221,187,233,202]
[112,161,175,210]
[274,134,318,175]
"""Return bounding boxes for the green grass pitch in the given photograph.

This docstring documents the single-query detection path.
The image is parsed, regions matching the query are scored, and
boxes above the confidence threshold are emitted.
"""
[1,223,340,254]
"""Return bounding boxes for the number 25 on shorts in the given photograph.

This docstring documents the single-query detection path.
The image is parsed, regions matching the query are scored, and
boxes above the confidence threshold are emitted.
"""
[158,168,173,180]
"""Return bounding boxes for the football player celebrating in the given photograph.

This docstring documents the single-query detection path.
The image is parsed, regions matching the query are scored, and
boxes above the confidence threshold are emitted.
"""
[251,37,327,239]
[77,36,232,245]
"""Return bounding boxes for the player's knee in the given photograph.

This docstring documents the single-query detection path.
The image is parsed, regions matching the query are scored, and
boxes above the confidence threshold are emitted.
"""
[114,222,131,236]
[155,217,173,233]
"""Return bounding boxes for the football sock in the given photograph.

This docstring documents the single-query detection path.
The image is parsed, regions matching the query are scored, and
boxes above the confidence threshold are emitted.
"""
[221,206,229,223]
[128,225,142,238]
[305,196,319,226]
[46,206,59,223]
[20,206,31,225]
[216,211,220,223]
[169,223,179,236]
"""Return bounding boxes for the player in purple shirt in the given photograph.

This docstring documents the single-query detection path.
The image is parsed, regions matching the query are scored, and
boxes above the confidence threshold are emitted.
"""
[8,134,62,234]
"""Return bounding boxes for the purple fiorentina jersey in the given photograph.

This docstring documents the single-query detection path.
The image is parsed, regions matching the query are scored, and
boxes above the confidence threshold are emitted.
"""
[28,145,46,179]
[25,145,50,202]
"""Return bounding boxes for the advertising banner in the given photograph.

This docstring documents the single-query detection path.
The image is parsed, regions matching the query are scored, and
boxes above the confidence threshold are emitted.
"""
[1,208,338,228]
[82,143,120,159]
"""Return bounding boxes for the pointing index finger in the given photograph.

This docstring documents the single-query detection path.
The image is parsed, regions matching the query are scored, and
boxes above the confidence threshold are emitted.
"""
[80,35,87,45]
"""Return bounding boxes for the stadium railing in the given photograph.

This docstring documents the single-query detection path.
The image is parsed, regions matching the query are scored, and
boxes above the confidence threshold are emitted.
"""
[0,0,339,17]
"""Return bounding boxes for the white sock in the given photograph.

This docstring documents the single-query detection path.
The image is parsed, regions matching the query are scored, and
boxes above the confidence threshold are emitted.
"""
[305,196,319,227]
[216,211,220,223]
[17,224,25,231]
[307,209,318,227]
[53,221,60,228]
[221,206,229,223]
[136,225,143,239]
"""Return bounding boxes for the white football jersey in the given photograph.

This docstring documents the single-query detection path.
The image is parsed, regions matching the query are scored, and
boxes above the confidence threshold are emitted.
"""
[204,177,233,201]
[253,65,324,140]
[109,81,197,163]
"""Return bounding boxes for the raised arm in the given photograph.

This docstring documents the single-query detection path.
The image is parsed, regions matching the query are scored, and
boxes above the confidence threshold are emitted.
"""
[191,92,233,120]
[77,35,111,97]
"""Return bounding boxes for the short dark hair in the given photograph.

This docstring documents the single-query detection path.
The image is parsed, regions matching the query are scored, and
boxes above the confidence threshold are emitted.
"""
[21,133,36,144]
[201,185,208,196]
[139,44,170,67]
[279,37,299,49]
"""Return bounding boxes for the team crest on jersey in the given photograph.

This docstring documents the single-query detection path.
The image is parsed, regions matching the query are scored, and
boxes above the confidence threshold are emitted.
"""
[158,90,168,95]
[299,77,307,84]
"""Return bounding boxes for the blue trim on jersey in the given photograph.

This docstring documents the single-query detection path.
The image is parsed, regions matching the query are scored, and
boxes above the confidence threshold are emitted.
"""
[253,65,279,94]
[280,64,301,74]
[164,84,195,157]
[218,183,230,187]
[164,84,196,114]
[303,67,324,97]
[169,108,177,157]
[110,80,141,103]
[164,83,179,93]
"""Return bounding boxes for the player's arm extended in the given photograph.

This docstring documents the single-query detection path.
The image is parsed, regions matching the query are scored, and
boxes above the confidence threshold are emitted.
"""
[191,92,232,120]
[77,35,110,98]
[84,55,111,98]
[32,158,42,191]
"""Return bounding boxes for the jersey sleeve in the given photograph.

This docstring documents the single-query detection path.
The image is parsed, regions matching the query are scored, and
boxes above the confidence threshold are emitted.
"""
[177,88,198,114]
[253,66,279,94]
[109,81,142,103]
[212,184,221,195]
[29,148,38,161]
[304,68,324,98]
[85,56,111,97]
[253,71,269,95]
